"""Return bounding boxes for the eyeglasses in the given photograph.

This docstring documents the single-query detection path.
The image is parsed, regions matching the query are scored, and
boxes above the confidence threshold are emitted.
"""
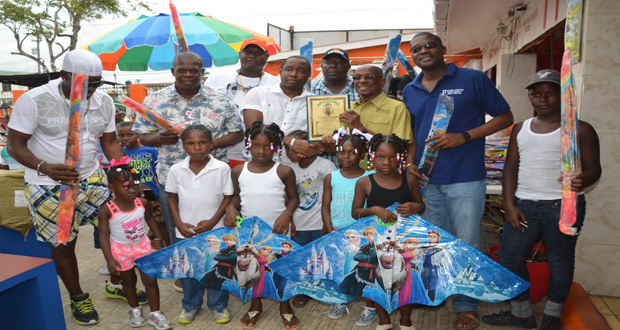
[410,41,438,54]
[352,75,376,81]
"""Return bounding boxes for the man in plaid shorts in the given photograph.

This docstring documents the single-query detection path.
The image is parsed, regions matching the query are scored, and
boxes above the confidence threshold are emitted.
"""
[7,49,126,325]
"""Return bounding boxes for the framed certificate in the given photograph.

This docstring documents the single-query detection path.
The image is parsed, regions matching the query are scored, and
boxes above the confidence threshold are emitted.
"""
[305,95,349,142]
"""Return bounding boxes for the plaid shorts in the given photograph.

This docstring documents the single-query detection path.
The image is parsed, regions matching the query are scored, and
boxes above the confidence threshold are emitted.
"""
[24,168,111,247]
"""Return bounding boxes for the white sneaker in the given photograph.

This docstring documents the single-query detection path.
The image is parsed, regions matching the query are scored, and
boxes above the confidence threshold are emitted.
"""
[148,311,172,329]
[128,306,145,328]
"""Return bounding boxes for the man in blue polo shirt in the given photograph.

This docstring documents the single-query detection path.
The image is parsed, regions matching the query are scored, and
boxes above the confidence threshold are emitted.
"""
[402,32,513,330]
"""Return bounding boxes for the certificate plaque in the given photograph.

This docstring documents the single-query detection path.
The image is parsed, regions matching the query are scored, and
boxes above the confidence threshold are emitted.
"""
[305,95,349,142]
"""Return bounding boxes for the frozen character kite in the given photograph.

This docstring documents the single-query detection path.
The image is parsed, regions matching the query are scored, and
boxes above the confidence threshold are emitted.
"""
[420,230,452,302]
[199,234,237,289]
[270,204,530,313]
[273,242,293,298]
[398,237,428,306]
[344,229,361,273]
[340,227,378,297]
[189,234,221,272]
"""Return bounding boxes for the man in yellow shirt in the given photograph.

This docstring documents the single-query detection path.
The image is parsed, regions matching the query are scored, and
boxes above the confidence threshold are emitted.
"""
[340,65,412,142]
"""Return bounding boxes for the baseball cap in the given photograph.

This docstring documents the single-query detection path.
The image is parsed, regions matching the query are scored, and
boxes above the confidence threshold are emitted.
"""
[525,69,560,89]
[323,48,349,62]
[61,49,103,76]
[241,37,268,52]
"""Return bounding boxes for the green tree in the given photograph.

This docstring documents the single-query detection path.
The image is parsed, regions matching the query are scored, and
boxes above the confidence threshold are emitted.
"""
[0,0,150,72]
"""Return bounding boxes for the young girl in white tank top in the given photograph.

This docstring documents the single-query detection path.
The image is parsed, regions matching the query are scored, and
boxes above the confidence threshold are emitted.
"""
[224,121,300,330]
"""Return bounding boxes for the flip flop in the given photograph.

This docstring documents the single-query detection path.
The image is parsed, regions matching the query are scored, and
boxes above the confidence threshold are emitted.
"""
[281,313,300,330]
[240,310,262,329]
[454,311,479,330]
[291,294,309,307]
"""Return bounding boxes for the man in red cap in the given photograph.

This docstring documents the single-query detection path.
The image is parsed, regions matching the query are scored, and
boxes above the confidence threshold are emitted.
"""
[205,37,280,167]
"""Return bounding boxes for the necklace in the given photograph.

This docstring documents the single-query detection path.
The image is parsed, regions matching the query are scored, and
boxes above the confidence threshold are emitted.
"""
[236,70,264,94]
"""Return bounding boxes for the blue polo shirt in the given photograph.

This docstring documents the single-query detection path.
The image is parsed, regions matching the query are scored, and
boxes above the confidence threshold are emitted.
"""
[402,63,510,185]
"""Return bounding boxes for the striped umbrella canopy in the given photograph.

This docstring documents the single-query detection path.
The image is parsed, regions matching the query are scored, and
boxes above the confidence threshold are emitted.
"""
[80,12,281,71]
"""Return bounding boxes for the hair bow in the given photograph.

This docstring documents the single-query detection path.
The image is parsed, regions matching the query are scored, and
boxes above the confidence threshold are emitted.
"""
[332,127,348,142]
[351,128,373,141]
[101,156,132,169]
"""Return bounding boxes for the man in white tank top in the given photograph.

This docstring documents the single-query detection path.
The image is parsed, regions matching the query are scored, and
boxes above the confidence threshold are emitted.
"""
[482,70,601,330]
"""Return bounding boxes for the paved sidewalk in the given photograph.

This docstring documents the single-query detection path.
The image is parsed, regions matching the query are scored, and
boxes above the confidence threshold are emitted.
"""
[60,225,544,329]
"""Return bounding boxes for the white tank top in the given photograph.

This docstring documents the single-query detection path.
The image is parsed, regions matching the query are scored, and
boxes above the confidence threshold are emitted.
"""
[515,118,563,200]
[239,162,287,227]
[107,199,147,245]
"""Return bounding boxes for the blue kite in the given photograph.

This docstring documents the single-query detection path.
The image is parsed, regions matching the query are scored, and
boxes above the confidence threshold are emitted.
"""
[270,205,530,313]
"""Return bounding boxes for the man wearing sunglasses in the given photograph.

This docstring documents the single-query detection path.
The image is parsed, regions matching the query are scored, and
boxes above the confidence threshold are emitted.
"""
[402,32,514,330]
[7,49,126,325]
[341,64,412,142]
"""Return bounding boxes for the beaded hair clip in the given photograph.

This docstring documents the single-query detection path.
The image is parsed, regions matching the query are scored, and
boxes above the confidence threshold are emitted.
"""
[245,134,253,157]
[332,128,373,152]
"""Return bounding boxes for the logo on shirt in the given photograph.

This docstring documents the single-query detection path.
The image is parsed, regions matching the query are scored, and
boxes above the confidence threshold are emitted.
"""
[441,89,464,95]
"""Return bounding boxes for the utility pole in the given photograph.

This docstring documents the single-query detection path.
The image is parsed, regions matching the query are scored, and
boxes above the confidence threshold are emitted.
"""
[31,37,41,73]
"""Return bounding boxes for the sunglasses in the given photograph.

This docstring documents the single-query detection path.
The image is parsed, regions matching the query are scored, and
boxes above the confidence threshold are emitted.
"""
[352,75,377,81]
[67,73,103,88]
[410,41,438,54]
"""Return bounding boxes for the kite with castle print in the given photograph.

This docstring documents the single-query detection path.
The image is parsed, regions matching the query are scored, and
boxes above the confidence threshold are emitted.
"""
[270,204,530,313]
[135,216,352,304]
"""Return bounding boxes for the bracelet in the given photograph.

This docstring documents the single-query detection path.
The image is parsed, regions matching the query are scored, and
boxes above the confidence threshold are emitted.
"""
[290,138,296,150]
[153,238,164,241]
[37,161,46,176]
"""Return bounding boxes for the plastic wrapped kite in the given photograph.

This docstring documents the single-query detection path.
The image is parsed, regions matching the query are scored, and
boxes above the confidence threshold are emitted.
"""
[270,204,529,313]
[136,216,351,304]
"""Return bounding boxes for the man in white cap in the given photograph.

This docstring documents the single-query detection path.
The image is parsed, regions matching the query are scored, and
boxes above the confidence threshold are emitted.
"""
[7,49,126,325]
[205,37,280,168]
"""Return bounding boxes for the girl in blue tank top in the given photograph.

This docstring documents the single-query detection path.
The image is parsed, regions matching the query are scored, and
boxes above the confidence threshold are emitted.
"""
[321,130,373,232]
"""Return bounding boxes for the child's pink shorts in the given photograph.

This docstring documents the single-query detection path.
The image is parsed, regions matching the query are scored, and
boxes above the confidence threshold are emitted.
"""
[110,238,153,271]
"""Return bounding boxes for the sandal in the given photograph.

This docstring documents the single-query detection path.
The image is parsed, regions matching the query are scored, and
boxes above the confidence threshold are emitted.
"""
[240,310,262,329]
[291,294,309,307]
[375,324,393,330]
[454,311,479,330]
[281,313,300,330]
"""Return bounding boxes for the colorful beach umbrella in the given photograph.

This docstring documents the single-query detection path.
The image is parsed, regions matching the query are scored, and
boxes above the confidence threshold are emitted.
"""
[80,12,281,71]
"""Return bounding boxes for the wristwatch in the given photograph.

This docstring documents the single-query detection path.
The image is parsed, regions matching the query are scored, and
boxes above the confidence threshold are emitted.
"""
[460,132,471,143]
